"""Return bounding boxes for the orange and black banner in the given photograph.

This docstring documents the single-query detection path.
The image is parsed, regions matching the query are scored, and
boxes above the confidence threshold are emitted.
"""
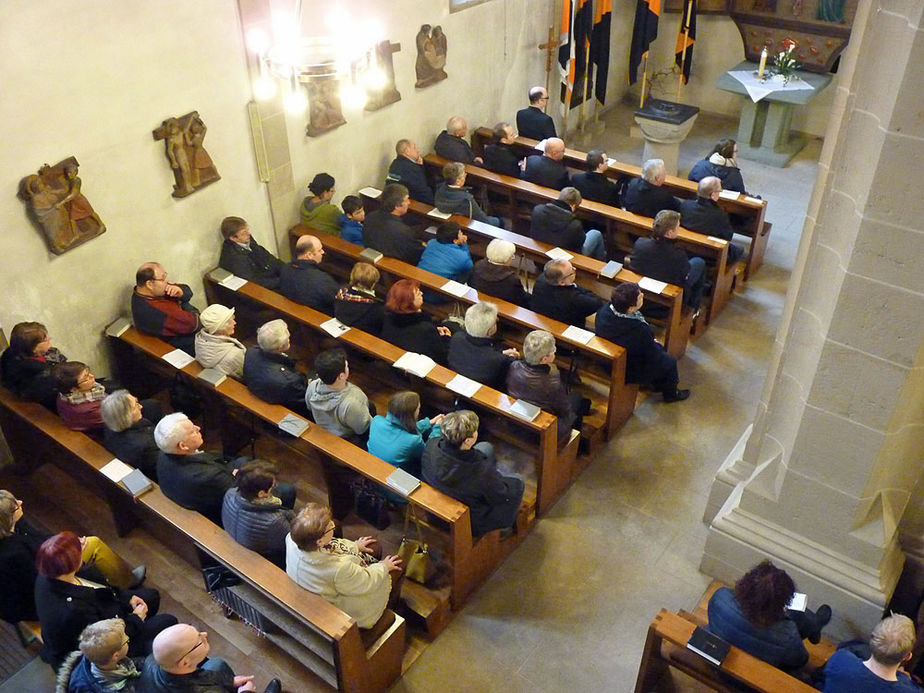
[590,0,612,104]
[558,0,575,113]
[675,0,696,84]
[628,0,660,85]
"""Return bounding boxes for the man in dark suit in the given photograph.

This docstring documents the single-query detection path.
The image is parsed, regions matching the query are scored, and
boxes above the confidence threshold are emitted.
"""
[483,122,522,178]
[385,139,434,204]
[530,258,604,327]
[516,86,556,141]
[679,176,745,264]
[624,158,681,218]
[571,149,621,206]
[278,234,339,314]
[434,116,482,164]
[522,137,570,190]
[363,183,424,264]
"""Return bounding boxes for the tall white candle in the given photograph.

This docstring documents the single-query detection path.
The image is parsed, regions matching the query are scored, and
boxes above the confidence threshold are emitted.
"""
[758,47,768,78]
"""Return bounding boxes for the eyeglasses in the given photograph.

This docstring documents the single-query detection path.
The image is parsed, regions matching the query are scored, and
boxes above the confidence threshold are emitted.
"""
[176,633,206,664]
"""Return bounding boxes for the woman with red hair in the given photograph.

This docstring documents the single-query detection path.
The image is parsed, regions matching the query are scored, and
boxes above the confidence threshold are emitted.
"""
[381,279,452,364]
[34,531,177,672]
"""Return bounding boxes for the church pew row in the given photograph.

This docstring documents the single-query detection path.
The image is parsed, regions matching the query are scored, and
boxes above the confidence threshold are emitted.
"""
[108,325,529,611]
[288,226,638,442]
[355,190,694,359]
[470,126,770,280]
[634,609,819,693]
[201,271,580,517]
[421,153,737,323]
[0,386,404,693]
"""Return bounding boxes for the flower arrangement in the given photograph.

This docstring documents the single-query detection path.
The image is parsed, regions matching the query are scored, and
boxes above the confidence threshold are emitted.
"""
[770,39,801,84]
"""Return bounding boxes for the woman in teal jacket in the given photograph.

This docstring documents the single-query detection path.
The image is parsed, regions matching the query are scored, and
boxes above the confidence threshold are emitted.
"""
[367,391,443,478]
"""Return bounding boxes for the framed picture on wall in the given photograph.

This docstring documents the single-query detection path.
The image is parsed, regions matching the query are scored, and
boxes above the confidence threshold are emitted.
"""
[664,0,729,12]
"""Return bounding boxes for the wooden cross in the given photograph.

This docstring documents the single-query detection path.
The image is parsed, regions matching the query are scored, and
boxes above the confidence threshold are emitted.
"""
[538,25,561,93]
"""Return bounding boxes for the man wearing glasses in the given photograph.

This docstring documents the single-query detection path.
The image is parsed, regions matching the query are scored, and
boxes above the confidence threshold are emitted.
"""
[516,86,557,141]
[132,262,200,355]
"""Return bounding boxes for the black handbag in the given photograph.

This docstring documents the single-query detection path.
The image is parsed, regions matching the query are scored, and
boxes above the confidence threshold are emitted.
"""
[351,479,391,530]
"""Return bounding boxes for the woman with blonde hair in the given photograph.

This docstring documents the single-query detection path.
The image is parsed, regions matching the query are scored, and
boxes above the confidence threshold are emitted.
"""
[333,262,385,333]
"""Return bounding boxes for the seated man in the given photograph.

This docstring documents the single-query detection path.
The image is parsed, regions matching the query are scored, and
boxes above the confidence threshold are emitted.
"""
[434,116,482,164]
[529,187,605,260]
[221,460,295,569]
[434,162,500,226]
[305,348,373,442]
[418,220,474,286]
[217,216,283,289]
[823,614,920,692]
[422,410,524,537]
[131,262,200,356]
[530,258,605,327]
[679,176,746,264]
[139,623,281,693]
[522,137,570,190]
[61,618,143,692]
[279,234,339,314]
[363,184,424,265]
[448,301,519,390]
[385,139,434,204]
[571,149,621,206]
[623,158,681,218]
[516,86,556,141]
[483,122,522,178]
[338,195,365,245]
[243,320,309,416]
[629,210,706,311]
[470,239,531,308]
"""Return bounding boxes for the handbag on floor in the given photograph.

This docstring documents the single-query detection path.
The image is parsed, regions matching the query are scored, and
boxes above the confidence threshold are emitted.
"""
[352,478,391,530]
[397,503,436,585]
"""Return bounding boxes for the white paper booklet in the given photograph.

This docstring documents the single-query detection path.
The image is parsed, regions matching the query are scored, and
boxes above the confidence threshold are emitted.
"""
[441,280,474,298]
[359,187,382,198]
[321,318,350,338]
[392,352,437,378]
[545,247,573,261]
[719,189,740,200]
[162,349,195,369]
[638,277,668,294]
[100,458,133,483]
[562,325,595,344]
[427,208,452,219]
[446,374,481,398]
[219,274,248,291]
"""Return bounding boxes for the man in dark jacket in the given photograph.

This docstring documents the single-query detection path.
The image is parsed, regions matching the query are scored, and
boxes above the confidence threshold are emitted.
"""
[217,216,283,289]
[624,158,682,218]
[363,184,425,264]
[529,187,606,259]
[483,122,522,178]
[131,262,200,356]
[530,259,605,326]
[630,210,706,310]
[448,302,519,389]
[571,149,621,206]
[385,139,434,204]
[243,319,310,417]
[515,86,557,141]
[522,137,570,190]
[679,176,745,264]
[279,234,339,314]
[434,162,500,226]
[422,410,523,537]
[434,116,482,164]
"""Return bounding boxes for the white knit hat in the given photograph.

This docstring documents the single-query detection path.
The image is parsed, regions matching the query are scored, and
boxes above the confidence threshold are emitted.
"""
[200,304,234,333]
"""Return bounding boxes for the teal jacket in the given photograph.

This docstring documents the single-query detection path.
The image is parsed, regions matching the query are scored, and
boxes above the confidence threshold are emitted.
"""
[367,413,439,478]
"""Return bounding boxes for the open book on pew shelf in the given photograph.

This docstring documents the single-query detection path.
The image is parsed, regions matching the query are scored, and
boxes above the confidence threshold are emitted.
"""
[197,368,226,388]
[162,349,196,369]
[100,458,133,483]
[105,317,132,338]
[441,279,474,298]
[509,398,541,421]
[359,247,384,264]
[122,468,154,498]
[600,260,623,279]
[562,325,595,345]
[638,277,668,294]
[686,626,730,666]
[386,468,421,497]
[278,413,309,437]
[219,274,248,291]
[392,352,436,378]
[545,247,573,261]
[427,208,452,220]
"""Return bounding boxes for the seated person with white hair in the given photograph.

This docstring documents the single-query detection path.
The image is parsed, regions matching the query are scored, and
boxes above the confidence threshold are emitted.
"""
[422,410,524,537]
[448,302,519,390]
[242,319,310,417]
[434,162,501,226]
[505,330,589,448]
[679,176,746,264]
[469,239,531,308]
[101,390,164,480]
[528,187,606,260]
[59,617,142,692]
[623,158,682,218]
[194,304,245,379]
[823,614,921,692]
[434,116,482,165]
[571,149,621,207]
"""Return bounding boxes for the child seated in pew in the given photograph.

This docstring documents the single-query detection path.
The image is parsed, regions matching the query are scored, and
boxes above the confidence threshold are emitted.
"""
[339,195,365,246]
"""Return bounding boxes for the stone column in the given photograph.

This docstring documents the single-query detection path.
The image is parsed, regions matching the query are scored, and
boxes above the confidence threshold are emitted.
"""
[701,0,924,637]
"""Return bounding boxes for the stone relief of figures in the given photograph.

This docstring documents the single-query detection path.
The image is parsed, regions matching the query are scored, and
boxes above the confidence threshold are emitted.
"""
[415,24,447,88]
[152,111,220,198]
[306,72,347,137]
[18,157,106,255]
[365,40,402,112]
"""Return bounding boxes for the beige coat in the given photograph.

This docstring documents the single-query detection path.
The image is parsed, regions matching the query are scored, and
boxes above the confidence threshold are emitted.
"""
[194,330,245,378]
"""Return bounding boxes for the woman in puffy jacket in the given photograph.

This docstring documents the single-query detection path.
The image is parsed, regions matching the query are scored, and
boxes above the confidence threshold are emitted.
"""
[194,304,245,379]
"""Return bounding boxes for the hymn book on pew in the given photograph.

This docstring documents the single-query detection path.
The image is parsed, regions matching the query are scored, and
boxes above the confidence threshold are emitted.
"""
[386,468,421,497]
[600,260,623,279]
[392,352,436,378]
[99,459,153,498]
[510,398,541,421]
[427,208,452,220]
[545,247,573,261]
[277,413,309,437]
[197,368,226,388]
[686,626,731,666]
[321,318,350,338]
[359,186,382,199]
[162,349,195,369]
[104,317,132,338]
[360,247,384,264]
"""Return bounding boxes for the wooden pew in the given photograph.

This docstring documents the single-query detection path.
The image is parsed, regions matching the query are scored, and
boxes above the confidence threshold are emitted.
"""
[421,153,736,322]
[108,325,526,610]
[0,387,405,693]
[288,226,638,441]
[201,271,579,516]
[470,127,770,280]
[355,190,693,358]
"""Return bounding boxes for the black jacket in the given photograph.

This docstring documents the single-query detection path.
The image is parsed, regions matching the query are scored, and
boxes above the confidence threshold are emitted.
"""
[448,332,514,390]
[529,200,586,252]
[530,273,604,326]
[505,360,576,443]
[221,488,294,568]
[629,237,690,287]
[522,155,569,190]
[470,259,531,308]
[0,348,61,411]
[0,527,44,622]
[434,130,476,164]
[483,143,521,178]
[242,347,308,414]
[594,305,678,388]
[434,183,494,223]
[382,311,448,364]
[363,210,424,265]
[624,178,681,218]
[572,171,620,207]
[218,238,283,289]
[386,156,434,204]
[156,450,236,526]
[278,259,339,314]
[680,196,735,241]
[334,287,385,334]
[103,418,160,480]
[516,106,556,141]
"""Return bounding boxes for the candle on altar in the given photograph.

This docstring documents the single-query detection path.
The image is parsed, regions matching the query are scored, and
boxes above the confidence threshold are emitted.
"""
[758,47,768,78]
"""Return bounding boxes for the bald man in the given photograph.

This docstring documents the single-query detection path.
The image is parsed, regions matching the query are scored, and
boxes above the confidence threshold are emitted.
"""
[434,115,483,165]
[516,86,556,141]
[385,139,434,204]
[131,262,200,355]
[278,234,339,313]
[138,622,281,692]
[522,137,570,190]
[679,176,746,264]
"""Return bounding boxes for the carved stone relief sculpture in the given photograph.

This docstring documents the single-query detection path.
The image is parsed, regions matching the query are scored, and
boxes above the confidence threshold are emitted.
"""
[152,111,220,198]
[415,24,448,88]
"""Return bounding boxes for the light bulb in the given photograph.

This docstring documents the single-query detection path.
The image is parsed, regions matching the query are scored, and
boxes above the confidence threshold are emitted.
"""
[246,28,269,55]
[253,75,277,100]
[340,83,366,110]
[364,67,386,90]
[284,84,308,114]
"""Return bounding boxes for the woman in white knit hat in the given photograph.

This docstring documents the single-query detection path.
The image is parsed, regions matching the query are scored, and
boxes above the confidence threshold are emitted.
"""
[194,304,245,378]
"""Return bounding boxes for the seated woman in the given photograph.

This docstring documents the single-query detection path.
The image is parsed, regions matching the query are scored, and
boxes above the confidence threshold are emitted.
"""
[0,321,67,410]
[706,559,832,672]
[242,319,310,417]
[55,362,108,433]
[688,138,749,195]
[421,410,524,537]
[100,390,164,480]
[194,304,246,379]
[334,262,385,334]
[594,283,690,403]
[368,391,443,478]
[299,172,342,236]
[59,617,142,692]
[285,503,403,645]
[381,279,452,364]
[35,531,177,671]
[221,460,296,569]
[469,239,531,308]
[0,490,144,625]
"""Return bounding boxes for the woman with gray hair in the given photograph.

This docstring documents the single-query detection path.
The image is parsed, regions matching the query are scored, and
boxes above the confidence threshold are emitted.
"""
[470,239,531,307]
[242,319,310,416]
[447,301,520,389]
[57,617,142,692]
[421,410,524,537]
[101,390,163,480]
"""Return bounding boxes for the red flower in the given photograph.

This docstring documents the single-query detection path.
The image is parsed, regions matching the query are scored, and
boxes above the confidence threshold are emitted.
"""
[781,38,797,52]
